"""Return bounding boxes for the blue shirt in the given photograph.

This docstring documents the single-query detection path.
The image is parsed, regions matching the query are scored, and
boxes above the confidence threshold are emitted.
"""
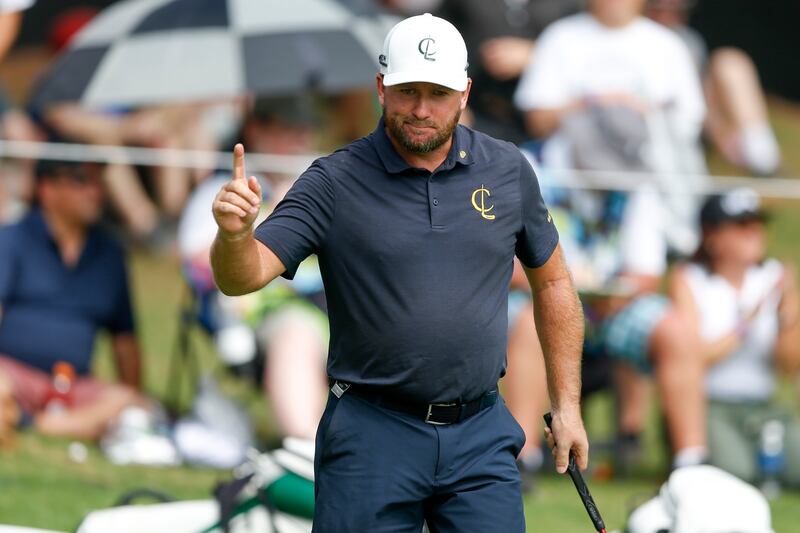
[0,209,134,375]
[255,120,558,403]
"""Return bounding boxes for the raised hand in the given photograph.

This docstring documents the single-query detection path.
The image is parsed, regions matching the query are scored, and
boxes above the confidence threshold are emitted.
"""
[212,143,262,241]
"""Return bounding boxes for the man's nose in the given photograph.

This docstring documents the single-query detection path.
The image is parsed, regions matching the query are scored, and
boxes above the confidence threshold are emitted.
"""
[410,96,432,120]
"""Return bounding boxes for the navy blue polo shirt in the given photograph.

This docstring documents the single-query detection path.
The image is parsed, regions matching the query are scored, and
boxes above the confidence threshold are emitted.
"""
[255,119,558,403]
[0,209,134,375]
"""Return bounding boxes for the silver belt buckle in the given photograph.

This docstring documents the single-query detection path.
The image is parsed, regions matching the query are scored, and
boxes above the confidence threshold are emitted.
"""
[331,381,350,398]
[425,402,456,425]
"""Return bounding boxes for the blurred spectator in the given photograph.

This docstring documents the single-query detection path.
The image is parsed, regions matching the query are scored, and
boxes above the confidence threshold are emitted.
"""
[511,0,710,471]
[36,7,217,243]
[504,260,549,487]
[436,0,583,144]
[43,102,217,244]
[669,188,800,487]
[0,0,32,62]
[647,0,782,176]
[0,158,152,441]
[0,0,42,223]
[515,0,707,254]
[178,96,328,441]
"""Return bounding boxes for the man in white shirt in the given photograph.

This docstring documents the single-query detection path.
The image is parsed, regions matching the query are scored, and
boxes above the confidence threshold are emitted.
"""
[513,0,708,472]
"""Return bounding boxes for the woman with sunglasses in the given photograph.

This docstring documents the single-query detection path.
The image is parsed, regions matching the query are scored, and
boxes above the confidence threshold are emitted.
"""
[669,188,800,489]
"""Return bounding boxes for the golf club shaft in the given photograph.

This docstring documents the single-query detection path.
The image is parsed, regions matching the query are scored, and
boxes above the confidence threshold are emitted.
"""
[543,412,606,533]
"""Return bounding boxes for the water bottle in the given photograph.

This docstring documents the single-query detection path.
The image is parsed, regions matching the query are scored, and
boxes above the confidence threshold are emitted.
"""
[758,418,785,499]
[42,361,75,414]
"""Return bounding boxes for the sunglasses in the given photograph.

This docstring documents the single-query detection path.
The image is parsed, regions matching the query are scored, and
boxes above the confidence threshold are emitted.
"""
[50,167,101,187]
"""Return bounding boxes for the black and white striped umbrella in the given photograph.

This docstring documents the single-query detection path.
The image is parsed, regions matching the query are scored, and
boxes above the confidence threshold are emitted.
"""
[30,0,397,109]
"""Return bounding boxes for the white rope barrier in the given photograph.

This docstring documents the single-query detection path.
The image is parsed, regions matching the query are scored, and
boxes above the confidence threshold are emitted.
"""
[2,139,800,199]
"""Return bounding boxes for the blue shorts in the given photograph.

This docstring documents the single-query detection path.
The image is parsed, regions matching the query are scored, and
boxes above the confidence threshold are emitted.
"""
[595,294,670,373]
[312,389,527,532]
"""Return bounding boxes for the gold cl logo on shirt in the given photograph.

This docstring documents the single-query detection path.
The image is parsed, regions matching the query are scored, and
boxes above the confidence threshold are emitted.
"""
[471,185,495,221]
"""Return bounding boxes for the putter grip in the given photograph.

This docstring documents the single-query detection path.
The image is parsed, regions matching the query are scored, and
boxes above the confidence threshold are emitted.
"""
[543,413,606,532]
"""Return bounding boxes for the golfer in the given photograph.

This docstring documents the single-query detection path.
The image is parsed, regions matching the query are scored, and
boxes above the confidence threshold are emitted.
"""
[211,13,588,532]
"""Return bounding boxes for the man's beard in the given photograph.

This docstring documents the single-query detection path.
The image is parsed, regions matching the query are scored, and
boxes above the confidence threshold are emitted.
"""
[383,107,461,154]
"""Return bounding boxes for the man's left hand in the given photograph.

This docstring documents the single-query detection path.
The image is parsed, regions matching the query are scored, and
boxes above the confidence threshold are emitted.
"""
[544,408,589,473]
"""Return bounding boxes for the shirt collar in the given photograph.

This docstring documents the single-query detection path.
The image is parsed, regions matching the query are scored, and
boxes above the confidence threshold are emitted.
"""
[372,117,476,175]
[25,208,52,242]
[24,207,99,266]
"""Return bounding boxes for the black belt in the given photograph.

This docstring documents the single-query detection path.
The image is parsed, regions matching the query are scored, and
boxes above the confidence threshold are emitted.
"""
[331,381,498,425]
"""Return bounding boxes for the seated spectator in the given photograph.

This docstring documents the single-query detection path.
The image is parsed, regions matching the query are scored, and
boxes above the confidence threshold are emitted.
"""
[0,87,42,223]
[647,0,782,176]
[669,189,800,487]
[178,95,328,440]
[435,0,583,144]
[0,0,41,222]
[514,0,707,254]
[42,103,217,243]
[32,7,218,243]
[0,158,151,440]
[511,0,708,471]
[0,0,32,61]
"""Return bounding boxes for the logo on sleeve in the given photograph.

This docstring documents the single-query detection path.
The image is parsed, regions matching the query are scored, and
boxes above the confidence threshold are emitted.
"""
[471,185,495,221]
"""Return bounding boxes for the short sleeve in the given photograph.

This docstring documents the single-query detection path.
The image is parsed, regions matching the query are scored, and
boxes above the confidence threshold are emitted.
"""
[254,162,336,279]
[516,152,559,268]
[105,249,135,335]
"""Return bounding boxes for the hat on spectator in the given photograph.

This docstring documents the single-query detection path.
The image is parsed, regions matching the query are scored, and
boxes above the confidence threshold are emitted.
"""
[700,188,768,227]
[379,13,468,92]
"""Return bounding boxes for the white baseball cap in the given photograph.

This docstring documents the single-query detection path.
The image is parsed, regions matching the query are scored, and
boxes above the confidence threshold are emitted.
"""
[379,13,468,92]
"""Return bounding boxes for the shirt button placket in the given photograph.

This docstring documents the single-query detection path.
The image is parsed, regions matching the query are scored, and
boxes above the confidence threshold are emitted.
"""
[428,177,441,228]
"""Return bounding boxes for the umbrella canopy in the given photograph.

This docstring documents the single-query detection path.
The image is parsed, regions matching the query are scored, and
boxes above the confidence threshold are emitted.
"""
[30,0,397,109]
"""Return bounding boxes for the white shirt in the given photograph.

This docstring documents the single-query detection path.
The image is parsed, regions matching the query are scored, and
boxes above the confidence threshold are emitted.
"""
[514,13,705,141]
[683,260,784,402]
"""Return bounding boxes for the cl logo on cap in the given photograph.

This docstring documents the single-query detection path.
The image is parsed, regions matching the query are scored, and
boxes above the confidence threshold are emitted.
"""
[418,37,436,62]
[471,185,495,221]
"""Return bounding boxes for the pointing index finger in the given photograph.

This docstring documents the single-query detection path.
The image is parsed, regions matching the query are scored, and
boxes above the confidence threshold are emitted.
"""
[233,143,246,181]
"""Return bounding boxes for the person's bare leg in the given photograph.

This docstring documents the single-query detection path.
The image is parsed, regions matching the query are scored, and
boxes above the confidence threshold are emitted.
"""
[263,309,327,439]
[34,385,145,440]
[705,47,781,174]
[151,139,192,219]
[613,363,650,436]
[648,309,707,462]
[102,163,160,239]
[505,301,549,463]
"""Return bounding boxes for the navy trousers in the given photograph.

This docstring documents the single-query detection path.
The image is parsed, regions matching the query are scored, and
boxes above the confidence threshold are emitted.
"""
[312,390,527,532]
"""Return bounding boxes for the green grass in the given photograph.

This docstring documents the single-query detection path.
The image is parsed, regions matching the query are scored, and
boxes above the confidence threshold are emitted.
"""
[2,105,800,531]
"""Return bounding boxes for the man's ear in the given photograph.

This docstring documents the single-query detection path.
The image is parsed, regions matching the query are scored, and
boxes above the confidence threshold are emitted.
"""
[376,74,386,107]
[460,78,473,110]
